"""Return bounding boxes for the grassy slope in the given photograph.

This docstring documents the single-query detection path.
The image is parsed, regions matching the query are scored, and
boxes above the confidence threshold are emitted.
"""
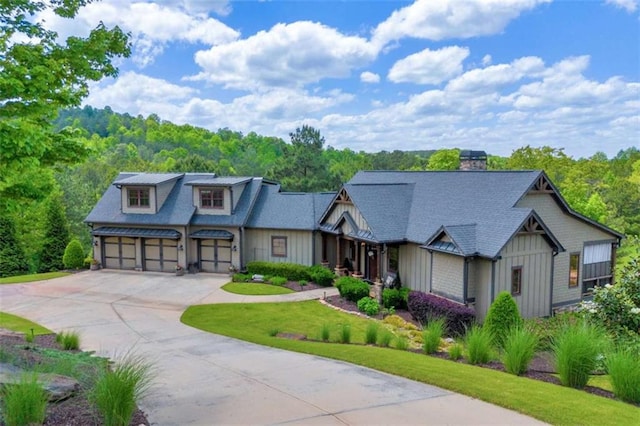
[0,312,51,335]
[0,272,70,284]
[181,301,638,426]
[221,282,294,295]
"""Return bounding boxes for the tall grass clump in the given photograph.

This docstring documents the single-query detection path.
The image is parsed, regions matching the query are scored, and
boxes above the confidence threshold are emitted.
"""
[465,325,493,365]
[502,326,538,375]
[448,342,463,360]
[57,330,80,350]
[365,322,379,345]
[90,353,154,426]
[605,349,640,404]
[378,331,392,347]
[339,324,351,344]
[395,336,409,351]
[552,321,608,389]
[422,318,445,354]
[1,373,47,426]
[320,323,331,342]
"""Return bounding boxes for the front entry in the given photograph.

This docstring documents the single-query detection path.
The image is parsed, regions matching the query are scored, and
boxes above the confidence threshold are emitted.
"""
[199,239,232,273]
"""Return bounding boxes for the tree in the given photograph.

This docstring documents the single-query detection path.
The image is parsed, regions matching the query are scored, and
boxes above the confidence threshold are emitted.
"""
[0,0,130,202]
[483,291,523,348]
[0,216,29,277]
[427,149,461,170]
[63,239,85,269]
[506,146,572,183]
[39,197,71,272]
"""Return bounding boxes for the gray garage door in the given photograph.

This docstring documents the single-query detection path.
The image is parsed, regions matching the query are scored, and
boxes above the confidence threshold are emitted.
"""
[199,239,232,273]
[144,238,178,272]
[103,237,136,270]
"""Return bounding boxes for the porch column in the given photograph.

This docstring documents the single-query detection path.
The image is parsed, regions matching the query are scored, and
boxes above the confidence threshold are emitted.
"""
[335,236,346,276]
[354,241,360,274]
[376,244,382,281]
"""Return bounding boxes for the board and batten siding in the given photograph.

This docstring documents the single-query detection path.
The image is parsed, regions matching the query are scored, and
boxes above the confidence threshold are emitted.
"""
[494,233,552,318]
[245,229,315,266]
[398,244,431,293]
[431,253,464,302]
[325,203,370,231]
[469,259,493,321]
[516,193,615,306]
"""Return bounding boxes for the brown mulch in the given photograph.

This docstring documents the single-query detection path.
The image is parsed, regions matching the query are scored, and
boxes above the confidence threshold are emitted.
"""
[0,331,149,426]
[282,281,326,292]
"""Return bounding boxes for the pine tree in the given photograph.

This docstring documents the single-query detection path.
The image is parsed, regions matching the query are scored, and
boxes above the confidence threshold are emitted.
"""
[0,216,29,277]
[38,197,70,272]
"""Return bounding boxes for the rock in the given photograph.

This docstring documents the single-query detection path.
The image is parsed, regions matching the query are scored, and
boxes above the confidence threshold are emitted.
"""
[252,274,264,282]
[0,363,79,402]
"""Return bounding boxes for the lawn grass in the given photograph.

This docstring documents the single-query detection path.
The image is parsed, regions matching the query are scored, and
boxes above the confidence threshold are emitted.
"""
[0,272,70,284]
[0,312,51,335]
[181,301,639,426]
[221,282,295,295]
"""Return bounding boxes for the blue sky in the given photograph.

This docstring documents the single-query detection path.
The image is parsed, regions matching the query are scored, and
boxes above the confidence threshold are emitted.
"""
[44,0,639,157]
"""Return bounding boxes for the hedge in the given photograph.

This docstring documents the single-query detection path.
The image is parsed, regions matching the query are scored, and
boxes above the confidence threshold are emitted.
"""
[407,290,475,337]
[382,287,409,309]
[246,261,311,282]
[335,276,370,302]
[308,265,336,287]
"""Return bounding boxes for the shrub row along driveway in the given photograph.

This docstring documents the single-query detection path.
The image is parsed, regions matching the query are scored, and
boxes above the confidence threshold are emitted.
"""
[0,271,545,425]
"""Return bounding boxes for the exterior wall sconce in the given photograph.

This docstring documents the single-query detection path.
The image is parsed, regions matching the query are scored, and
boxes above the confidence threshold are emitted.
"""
[367,250,374,257]
[178,244,184,251]
[232,245,237,252]
[94,240,99,247]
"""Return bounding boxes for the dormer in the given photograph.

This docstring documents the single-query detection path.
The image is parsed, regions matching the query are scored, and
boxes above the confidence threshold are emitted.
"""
[113,173,183,214]
[187,177,253,215]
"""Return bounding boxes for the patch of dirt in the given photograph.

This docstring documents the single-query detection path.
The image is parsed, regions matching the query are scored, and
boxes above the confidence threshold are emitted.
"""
[0,331,149,426]
[282,281,327,292]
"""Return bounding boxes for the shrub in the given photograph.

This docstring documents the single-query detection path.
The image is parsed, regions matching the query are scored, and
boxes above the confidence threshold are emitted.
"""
[552,321,609,389]
[525,312,580,351]
[365,322,379,345]
[270,276,287,286]
[502,326,538,375]
[395,336,409,351]
[246,261,310,282]
[407,291,475,336]
[378,331,393,347]
[339,324,351,344]
[448,342,463,360]
[422,318,445,354]
[335,277,370,302]
[357,297,380,316]
[465,325,493,365]
[298,280,307,289]
[1,373,48,426]
[484,291,522,348]
[90,353,153,426]
[58,330,80,350]
[232,273,251,282]
[382,287,409,309]
[0,216,29,278]
[63,239,85,269]
[320,324,331,342]
[606,348,640,404]
[308,265,335,287]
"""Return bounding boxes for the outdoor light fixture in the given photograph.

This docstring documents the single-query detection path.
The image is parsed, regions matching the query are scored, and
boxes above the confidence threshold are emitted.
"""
[232,245,237,252]
[367,250,374,257]
[178,244,184,251]
[94,240,99,247]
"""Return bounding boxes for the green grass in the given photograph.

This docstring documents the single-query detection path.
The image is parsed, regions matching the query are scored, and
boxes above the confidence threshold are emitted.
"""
[181,301,638,425]
[0,271,70,284]
[0,312,51,335]
[1,373,47,426]
[502,326,538,376]
[221,282,294,295]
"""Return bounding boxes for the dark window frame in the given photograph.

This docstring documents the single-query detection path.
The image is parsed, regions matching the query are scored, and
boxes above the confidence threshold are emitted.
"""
[568,252,580,288]
[387,245,399,272]
[271,236,287,258]
[511,266,523,296]
[127,188,150,208]
[201,188,224,209]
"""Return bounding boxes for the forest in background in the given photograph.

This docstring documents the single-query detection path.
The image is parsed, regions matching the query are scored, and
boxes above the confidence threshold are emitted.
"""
[2,105,639,274]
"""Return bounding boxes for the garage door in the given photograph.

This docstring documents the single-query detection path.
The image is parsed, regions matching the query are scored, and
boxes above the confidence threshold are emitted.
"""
[103,237,136,270]
[144,239,178,272]
[199,239,232,273]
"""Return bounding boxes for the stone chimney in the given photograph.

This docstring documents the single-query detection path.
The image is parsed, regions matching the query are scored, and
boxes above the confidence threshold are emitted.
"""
[459,150,487,171]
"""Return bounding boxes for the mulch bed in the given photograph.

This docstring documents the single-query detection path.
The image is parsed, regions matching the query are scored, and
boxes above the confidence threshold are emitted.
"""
[0,331,149,426]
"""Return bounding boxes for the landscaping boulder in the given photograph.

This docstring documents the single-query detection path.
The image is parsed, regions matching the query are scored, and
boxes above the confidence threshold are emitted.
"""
[0,363,79,401]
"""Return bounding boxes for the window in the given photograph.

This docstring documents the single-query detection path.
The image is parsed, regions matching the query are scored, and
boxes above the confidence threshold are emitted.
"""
[271,236,287,257]
[128,188,150,208]
[569,253,580,288]
[201,189,224,209]
[511,266,522,296]
[387,246,399,272]
[582,242,613,293]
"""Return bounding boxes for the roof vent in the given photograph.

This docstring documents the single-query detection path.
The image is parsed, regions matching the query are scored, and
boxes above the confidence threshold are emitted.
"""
[459,150,487,171]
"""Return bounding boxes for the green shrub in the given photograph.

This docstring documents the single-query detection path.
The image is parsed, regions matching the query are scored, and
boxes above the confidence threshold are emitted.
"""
[90,353,153,426]
[246,261,310,281]
[58,330,80,350]
[552,321,609,389]
[378,331,393,347]
[270,276,287,286]
[422,318,445,354]
[465,325,494,365]
[24,329,34,344]
[339,324,351,344]
[606,348,640,403]
[320,324,331,342]
[525,312,579,351]
[395,336,409,351]
[0,216,29,278]
[232,273,251,282]
[382,287,409,309]
[308,265,335,287]
[448,342,463,360]
[298,280,307,289]
[502,326,538,376]
[268,328,279,337]
[63,239,85,269]
[335,276,370,302]
[484,291,522,348]
[357,297,380,316]
[1,373,47,426]
[365,322,379,345]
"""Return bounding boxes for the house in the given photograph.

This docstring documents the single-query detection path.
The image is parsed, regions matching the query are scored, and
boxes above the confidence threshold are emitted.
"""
[86,154,622,319]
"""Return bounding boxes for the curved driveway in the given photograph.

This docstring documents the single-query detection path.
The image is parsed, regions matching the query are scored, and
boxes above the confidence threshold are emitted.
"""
[0,271,544,425]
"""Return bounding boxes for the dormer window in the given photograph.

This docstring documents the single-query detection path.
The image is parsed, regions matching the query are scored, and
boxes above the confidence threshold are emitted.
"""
[128,188,150,208]
[201,189,224,209]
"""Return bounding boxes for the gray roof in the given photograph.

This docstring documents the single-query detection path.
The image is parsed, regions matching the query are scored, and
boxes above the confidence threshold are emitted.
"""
[245,185,335,230]
[186,177,253,186]
[190,229,234,240]
[92,227,181,239]
[113,173,183,186]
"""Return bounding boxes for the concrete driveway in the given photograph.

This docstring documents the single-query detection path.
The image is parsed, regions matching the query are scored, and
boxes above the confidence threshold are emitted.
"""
[0,271,545,425]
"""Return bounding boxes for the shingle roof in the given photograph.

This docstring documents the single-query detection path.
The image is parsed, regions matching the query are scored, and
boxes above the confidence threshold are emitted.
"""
[186,177,253,186]
[92,227,181,239]
[113,173,183,186]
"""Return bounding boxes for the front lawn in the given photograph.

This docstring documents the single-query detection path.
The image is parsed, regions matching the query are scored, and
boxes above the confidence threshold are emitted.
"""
[0,271,71,284]
[181,301,638,426]
[0,312,52,335]
[221,282,295,295]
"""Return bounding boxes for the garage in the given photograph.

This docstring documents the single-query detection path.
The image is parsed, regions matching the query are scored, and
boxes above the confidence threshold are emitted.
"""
[190,230,234,273]
[103,236,136,270]
[143,238,178,272]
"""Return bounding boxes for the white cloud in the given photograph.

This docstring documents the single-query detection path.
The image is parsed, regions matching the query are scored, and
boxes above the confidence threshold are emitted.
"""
[190,21,377,90]
[446,56,545,92]
[482,55,492,66]
[361,72,381,83]
[388,46,470,85]
[605,0,638,12]
[156,0,232,16]
[372,0,551,47]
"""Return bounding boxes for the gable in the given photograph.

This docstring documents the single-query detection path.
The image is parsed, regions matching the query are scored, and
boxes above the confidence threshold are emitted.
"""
[321,188,371,232]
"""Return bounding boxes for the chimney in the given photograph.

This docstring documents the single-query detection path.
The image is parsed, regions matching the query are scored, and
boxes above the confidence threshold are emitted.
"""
[459,150,487,171]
